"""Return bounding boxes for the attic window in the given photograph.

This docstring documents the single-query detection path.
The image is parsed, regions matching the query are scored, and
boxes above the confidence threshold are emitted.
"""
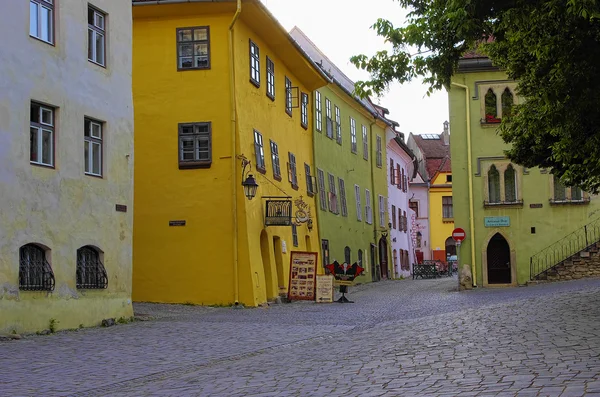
[421,134,440,140]
[446,175,452,183]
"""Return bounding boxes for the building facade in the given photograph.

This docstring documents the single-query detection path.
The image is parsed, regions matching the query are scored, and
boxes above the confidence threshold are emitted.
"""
[0,0,134,333]
[132,0,328,306]
[449,52,600,287]
[409,171,431,263]
[290,27,393,282]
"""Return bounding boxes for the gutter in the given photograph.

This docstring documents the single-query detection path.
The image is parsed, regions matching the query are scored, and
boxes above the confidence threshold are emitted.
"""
[451,81,477,287]
[229,0,242,305]
[133,0,233,5]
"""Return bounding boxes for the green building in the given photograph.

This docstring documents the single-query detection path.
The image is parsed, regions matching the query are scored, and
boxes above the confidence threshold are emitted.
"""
[449,51,600,287]
[290,27,393,282]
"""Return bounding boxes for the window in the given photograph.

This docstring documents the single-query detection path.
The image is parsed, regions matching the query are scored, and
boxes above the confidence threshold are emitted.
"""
[19,244,55,291]
[362,125,369,160]
[442,196,453,219]
[416,232,422,248]
[392,205,396,229]
[572,187,583,201]
[88,6,106,66]
[322,239,330,269]
[488,165,501,204]
[325,98,333,138]
[177,27,210,70]
[350,117,357,153]
[285,77,292,116]
[84,118,103,177]
[305,163,314,195]
[292,224,299,247]
[485,88,499,123]
[328,173,338,214]
[344,246,351,264]
[301,93,309,129]
[551,176,587,203]
[409,200,419,217]
[77,246,108,289]
[399,210,403,231]
[30,0,53,44]
[266,57,275,99]
[179,122,211,168]
[254,130,265,172]
[378,195,386,227]
[376,135,382,167]
[249,40,260,86]
[504,164,517,202]
[553,175,567,201]
[339,178,348,217]
[317,169,327,210]
[335,106,342,144]
[501,88,514,118]
[365,189,372,224]
[355,185,362,221]
[288,152,298,188]
[403,211,407,232]
[396,164,401,189]
[30,102,54,167]
[402,168,406,192]
[446,175,453,183]
[315,91,322,132]
[270,140,281,179]
[358,249,363,268]
[390,159,395,185]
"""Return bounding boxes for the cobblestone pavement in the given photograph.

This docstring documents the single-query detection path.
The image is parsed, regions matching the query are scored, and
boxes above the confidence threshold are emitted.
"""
[3,277,600,396]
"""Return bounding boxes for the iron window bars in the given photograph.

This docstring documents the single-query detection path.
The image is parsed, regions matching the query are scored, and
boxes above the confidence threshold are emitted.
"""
[77,246,108,289]
[19,244,55,291]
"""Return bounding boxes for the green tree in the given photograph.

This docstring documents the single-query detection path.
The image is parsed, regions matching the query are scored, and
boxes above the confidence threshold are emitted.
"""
[351,0,600,192]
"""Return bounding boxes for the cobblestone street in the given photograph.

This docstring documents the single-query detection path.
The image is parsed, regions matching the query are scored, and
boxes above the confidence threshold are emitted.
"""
[3,277,600,396]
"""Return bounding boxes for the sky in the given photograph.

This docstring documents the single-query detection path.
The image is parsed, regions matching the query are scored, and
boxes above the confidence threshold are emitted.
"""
[261,0,449,136]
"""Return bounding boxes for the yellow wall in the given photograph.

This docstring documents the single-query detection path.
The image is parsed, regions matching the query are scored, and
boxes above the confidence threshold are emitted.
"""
[429,172,454,260]
[132,3,324,307]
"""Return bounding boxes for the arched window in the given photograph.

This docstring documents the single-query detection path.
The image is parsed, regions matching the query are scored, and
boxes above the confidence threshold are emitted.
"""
[19,244,55,291]
[358,249,363,267]
[488,165,501,203]
[344,246,351,264]
[572,186,583,201]
[485,89,498,121]
[553,175,567,201]
[416,232,422,248]
[77,246,108,289]
[501,88,514,118]
[504,164,517,202]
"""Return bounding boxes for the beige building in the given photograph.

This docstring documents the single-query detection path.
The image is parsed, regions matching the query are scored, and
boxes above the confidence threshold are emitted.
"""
[0,0,134,333]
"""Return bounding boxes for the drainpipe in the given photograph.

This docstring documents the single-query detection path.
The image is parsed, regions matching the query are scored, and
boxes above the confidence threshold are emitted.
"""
[312,104,325,274]
[229,0,242,305]
[369,119,379,275]
[451,81,477,287]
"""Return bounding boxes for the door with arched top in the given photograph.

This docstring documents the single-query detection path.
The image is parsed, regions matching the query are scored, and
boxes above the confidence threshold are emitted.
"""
[487,233,511,284]
[379,237,388,279]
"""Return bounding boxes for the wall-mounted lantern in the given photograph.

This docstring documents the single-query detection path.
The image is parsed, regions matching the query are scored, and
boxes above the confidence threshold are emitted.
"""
[238,155,259,200]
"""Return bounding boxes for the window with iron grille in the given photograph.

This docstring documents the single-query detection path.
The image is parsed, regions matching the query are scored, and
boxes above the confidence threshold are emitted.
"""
[270,140,280,179]
[305,163,314,195]
[328,173,338,214]
[292,224,299,247]
[392,205,396,229]
[317,168,327,210]
[30,0,54,44]
[376,135,382,167]
[254,130,265,172]
[301,93,309,129]
[288,152,298,187]
[442,196,453,219]
[177,26,210,70]
[285,77,292,116]
[249,40,260,86]
[365,189,372,224]
[19,244,55,291]
[30,102,54,167]
[315,91,322,132]
[335,106,342,144]
[355,184,362,221]
[325,98,333,138]
[84,118,103,177]
[339,178,348,217]
[266,56,275,99]
[178,122,211,168]
[88,6,106,67]
[409,200,419,217]
[77,246,108,289]
[362,125,368,160]
[350,117,357,153]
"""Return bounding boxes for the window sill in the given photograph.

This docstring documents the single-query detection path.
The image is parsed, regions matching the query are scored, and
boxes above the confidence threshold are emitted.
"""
[307,191,314,198]
[291,184,299,191]
[31,162,55,169]
[178,66,212,72]
[30,35,55,46]
[250,79,260,88]
[267,93,275,102]
[286,110,292,118]
[336,140,342,146]
[273,174,282,182]
[480,122,500,128]
[301,123,308,130]
[549,199,590,206]
[85,172,104,179]
[256,167,266,175]
[88,59,106,69]
[179,161,211,170]
[484,200,524,208]
[442,218,454,223]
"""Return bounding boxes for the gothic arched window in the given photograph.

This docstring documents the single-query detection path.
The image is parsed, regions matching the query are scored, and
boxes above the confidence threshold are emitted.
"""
[501,88,514,118]
[554,175,567,201]
[488,165,501,203]
[485,89,498,121]
[504,164,517,202]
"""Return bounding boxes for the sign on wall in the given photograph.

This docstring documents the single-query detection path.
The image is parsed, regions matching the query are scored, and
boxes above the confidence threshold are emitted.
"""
[288,251,318,301]
[315,275,334,303]
[484,216,510,227]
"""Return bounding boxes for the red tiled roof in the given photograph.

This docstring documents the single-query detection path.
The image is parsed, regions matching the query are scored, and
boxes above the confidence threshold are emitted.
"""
[412,135,450,159]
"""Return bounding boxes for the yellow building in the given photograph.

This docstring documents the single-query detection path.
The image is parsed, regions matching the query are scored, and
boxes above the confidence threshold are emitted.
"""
[132,0,329,306]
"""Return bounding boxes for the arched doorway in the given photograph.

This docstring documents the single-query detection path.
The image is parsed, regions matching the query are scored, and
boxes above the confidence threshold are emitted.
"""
[260,231,276,300]
[445,236,456,260]
[379,237,389,279]
[487,233,511,284]
[272,236,285,294]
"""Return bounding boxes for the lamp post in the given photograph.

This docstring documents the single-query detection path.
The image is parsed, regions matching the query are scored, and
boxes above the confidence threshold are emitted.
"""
[242,174,258,200]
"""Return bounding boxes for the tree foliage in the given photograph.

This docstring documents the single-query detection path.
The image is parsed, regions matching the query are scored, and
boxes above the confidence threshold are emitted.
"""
[351,0,600,192]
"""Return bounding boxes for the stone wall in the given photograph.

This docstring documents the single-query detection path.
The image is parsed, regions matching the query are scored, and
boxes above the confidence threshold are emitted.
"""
[544,243,600,281]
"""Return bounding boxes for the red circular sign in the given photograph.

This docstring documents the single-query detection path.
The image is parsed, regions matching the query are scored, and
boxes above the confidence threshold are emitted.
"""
[452,228,466,242]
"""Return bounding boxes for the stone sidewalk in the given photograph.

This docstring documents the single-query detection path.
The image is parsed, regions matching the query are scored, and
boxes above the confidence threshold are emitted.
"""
[3,277,600,396]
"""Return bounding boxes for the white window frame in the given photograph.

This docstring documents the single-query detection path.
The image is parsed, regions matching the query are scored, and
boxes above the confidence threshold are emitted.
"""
[305,163,314,195]
[335,106,342,144]
[315,91,322,132]
[365,189,372,224]
[301,93,309,128]
[354,185,362,221]
[288,152,298,187]
[266,56,275,99]
[30,102,54,167]
[84,118,103,177]
[30,0,53,44]
[270,140,280,178]
[339,178,348,217]
[317,168,327,211]
[254,130,265,171]
[378,195,386,227]
[250,40,260,86]
[362,125,368,160]
[376,135,382,167]
[178,122,212,167]
[285,77,293,116]
[88,6,106,67]
[350,117,357,153]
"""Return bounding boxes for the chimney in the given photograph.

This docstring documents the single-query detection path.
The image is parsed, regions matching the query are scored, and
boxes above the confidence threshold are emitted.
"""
[442,120,450,146]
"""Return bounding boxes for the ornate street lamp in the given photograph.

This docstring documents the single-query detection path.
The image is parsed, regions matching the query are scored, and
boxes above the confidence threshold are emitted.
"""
[242,174,258,200]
